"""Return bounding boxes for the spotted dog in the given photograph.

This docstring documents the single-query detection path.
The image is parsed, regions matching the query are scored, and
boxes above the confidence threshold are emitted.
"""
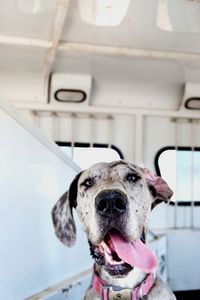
[52,160,176,300]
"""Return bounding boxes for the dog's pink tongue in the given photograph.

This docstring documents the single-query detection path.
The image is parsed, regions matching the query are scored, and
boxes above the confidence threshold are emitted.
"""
[109,232,157,273]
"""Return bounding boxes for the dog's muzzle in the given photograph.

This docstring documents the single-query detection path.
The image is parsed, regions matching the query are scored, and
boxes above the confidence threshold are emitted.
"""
[95,189,127,218]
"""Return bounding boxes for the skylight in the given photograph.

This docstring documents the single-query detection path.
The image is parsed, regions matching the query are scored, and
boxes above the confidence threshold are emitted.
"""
[78,0,130,27]
[156,0,200,34]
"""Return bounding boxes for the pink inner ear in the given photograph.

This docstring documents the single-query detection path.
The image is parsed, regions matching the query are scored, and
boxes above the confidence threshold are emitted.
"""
[141,168,173,201]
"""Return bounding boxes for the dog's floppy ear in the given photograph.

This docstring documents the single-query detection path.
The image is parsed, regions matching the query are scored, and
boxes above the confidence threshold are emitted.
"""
[141,168,173,209]
[52,172,82,247]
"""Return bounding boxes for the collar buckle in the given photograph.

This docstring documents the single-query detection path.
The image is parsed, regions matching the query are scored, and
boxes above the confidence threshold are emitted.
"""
[103,285,133,300]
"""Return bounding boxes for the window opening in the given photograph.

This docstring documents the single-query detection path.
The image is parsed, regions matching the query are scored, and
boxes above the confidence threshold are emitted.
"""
[155,147,200,206]
[56,142,124,169]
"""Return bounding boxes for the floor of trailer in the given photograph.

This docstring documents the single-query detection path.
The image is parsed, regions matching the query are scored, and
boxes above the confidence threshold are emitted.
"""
[174,290,200,299]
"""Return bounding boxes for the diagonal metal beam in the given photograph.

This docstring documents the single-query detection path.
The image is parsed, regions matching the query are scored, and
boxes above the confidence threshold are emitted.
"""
[58,42,200,65]
[43,0,71,80]
[1,32,200,66]
[0,35,49,48]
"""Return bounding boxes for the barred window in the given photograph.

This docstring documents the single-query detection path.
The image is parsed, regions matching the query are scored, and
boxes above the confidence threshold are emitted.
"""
[155,147,200,205]
[56,142,123,169]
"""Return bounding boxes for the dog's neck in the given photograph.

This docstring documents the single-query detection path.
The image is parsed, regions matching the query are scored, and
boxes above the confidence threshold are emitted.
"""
[93,264,155,299]
[96,263,148,289]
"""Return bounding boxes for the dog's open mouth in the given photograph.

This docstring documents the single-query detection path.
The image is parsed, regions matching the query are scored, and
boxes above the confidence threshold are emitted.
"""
[90,229,157,276]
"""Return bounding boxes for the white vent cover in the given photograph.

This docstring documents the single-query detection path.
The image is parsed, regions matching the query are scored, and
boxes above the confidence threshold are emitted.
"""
[50,73,92,105]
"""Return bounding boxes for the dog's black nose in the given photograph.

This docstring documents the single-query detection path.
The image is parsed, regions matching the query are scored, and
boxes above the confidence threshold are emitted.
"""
[95,189,127,217]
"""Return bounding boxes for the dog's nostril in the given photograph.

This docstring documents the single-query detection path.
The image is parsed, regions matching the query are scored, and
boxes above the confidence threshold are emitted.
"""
[97,198,108,212]
[114,198,126,212]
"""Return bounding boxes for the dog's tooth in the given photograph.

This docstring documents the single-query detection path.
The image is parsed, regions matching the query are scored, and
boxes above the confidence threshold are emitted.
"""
[100,241,112,254]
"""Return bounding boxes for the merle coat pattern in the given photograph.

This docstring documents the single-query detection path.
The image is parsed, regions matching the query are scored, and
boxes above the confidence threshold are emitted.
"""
[52,160,176,300]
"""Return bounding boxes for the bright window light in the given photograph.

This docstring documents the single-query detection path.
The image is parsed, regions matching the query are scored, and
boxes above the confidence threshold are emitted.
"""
[157,149,200,203]
[156,0,173,32]
[78,0,130,27]
[156,0,200,33]
[18,0,55,14]
[59,145,121,169]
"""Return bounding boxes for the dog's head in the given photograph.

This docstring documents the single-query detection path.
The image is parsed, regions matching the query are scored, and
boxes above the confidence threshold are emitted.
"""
[52,160,173,276]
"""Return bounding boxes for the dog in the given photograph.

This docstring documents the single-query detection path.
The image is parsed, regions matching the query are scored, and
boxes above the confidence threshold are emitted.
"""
[52,160,176,300]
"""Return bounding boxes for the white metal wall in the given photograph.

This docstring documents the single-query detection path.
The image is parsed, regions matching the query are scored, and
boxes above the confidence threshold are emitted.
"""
[0,103,92,300]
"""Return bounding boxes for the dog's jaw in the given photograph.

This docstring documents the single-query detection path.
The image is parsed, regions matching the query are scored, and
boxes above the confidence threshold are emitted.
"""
[89,240,133,277]
[89,229,147,278]
[94,260,147,291]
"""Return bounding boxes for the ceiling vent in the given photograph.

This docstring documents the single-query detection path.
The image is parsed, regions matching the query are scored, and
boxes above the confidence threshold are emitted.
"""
[49,73,92,105]
[181,83,200,110]
[185,98,200,110]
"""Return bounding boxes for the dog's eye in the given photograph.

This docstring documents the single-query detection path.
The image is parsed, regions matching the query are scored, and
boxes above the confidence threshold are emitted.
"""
[81,178,94,188]
[126,173,139,183]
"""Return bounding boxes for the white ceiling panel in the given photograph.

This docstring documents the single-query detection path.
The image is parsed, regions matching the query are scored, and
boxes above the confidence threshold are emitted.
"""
[0,44,45,72]
[0,0,200,108]
[0,0,56,39]
[61,0,200,54]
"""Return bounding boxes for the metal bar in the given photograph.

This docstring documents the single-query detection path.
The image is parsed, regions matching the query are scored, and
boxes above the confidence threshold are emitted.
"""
[58,42,200,64]
[1,33,200,64]
[135,114,144,164]
[190,120,195,228]
[89,114,95,148]
[0,34,49,48]
[31,111,40,128]
[52,112,58,141]
[43,0,71,80]
[174,119,179,229]
[15,102,200,119]
[70,113,76,159]
[26,268,92,299]
[108,115,114,149]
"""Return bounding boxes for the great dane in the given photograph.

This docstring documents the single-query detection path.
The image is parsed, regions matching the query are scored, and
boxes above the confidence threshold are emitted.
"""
[52,160,176,300]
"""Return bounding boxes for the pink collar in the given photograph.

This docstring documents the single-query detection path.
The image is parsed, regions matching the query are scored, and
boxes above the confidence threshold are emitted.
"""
[92,266,155,300]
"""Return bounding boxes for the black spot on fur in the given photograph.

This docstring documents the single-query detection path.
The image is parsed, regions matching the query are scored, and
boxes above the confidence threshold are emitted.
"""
[80,191,85,198]
[149,185,157,198]
[68,171,83,208]
[68,218,76,232]
[52,194,67,228]
[151,199,163,210]
[52,207,57,227]
[65,232,73,242]
[65,223,71,231]
[59,191,68,206]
